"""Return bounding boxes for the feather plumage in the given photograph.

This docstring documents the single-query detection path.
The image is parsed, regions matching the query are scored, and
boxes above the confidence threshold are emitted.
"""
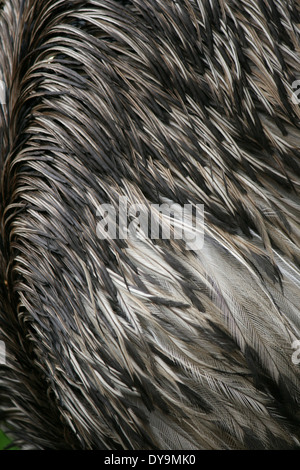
[0,0,300,450]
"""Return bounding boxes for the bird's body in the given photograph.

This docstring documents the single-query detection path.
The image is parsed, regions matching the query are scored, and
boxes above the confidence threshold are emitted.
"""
[0,0,300,450]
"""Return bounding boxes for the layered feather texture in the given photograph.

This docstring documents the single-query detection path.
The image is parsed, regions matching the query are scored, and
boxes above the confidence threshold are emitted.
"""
[0,0,300,449]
